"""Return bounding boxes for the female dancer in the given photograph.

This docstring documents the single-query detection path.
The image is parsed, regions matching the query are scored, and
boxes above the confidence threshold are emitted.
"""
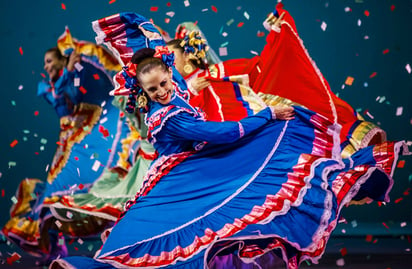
[50,46,409,269]
[1,27,131,264]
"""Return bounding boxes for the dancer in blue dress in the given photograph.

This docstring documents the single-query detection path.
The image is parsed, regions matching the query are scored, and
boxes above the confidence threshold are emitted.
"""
[50,45,409,269]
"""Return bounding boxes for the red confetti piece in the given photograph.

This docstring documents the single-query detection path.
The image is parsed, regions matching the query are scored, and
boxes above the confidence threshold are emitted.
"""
[382,222,389,230]
[108,149,112,153]
[211,5,218,12]
[257,31,265,37]
[340,247,347,256]
[19,47,23,55]
[237,22,244,27]
[166,2,171,7]
[165,18,170,24]
[79,86,87,94]
[364,10,370,17]
[365,234,373,242]
[1,189,4,197]
[120,112,125,117]
[57,141,65,146]
[93,74,100,80]
[10,140,18,148]
[34,111,39,116]
[61,3,66,10]
[397,160,405,168]
[6,253,21,265]
[79,184,84,190]
[40,73,46,78]
[395,197,403,203]
[390,5,395,11]
[369,72,377,78]
[69,238,75,245]
[150,6,158,12]
[383,48,390,54]
[74,156,79,161]
[109,0,116,4]
[35,152,39,155]
[403,188,410,196]
[74,247,79,251]
[99,125,110,137]
[377,201,383,207]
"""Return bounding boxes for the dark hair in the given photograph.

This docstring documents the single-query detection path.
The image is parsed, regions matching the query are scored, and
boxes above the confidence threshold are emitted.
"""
[131,48,168,81]
[45,47,67,61]
[166,39,207,70]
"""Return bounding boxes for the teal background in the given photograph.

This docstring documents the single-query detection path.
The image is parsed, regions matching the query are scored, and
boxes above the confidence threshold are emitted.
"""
[0,0,411,236]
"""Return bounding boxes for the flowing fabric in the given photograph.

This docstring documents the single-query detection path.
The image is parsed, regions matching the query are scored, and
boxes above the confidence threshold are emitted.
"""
[50,86,409,269]
[1,28,130,258]
[213,4,386,157]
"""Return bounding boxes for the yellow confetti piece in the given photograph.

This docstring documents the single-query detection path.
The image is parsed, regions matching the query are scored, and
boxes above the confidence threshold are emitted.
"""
[345,76,354,85]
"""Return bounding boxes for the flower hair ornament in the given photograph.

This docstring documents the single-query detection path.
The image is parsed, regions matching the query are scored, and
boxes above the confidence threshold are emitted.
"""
[153,45,175,68]
[181,31,208,65]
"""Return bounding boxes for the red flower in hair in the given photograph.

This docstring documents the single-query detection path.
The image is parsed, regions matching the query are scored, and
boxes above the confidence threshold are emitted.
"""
[153,46,175,68]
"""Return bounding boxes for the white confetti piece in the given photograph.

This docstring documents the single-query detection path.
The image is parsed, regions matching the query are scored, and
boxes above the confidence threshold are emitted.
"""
[92,160,101,172]
[74,62,83,72]
[406,63,411,74]
[364,35,369,40]
[40,138,48,144]
[336,258,345,266]
[11,196,18,204]
[103,109,108,115]
[45,164,49,172]
[184,0,190,7]
[357,19,362,26]
[18,85,23,90]
[321,21,327,31]
[222,32,228,37]
[366,111,374,119]
[219,47,228,56]
[166,11,175,17]
[74,77,80,87]
[58,238,65,246]
[396,106,403,116]
[100,117,108,124]
[8,161,16,168]
[77,168,80,177]
[55,220,62,228]
[77,238,84,245]
[244,11,250,20]
[40,145,45,151]
[401,222,407,227]
[250,50,258,56]
[341,229,346,234]
[66,211,73,219]
[201,8,208,12]
[344,7,351,12]
[351,220,358,228]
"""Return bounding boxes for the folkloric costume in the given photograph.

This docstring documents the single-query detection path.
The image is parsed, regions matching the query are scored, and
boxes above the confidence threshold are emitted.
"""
[1,27,131,260]
[51,13,410,269]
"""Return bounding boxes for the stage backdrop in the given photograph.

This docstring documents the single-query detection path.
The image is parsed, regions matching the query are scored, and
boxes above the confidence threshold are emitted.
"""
[0,0,411,237]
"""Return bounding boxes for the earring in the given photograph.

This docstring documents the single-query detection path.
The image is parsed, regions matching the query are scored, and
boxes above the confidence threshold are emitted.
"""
[183,64,194,74]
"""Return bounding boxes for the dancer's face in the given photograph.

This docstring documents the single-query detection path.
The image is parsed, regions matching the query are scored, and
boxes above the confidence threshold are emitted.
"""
[44,51,66,82]
[138,66,174,105]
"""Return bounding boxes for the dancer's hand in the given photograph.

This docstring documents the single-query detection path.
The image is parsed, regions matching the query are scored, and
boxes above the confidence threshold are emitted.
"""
[190,77,211,93]
[67,51,81,72]
[270,105,295,120]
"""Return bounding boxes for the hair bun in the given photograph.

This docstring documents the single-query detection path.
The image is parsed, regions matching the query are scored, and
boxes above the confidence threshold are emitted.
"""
[131,48,156,65]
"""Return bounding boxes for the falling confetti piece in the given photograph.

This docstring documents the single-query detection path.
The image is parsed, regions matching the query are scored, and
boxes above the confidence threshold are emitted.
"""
[395,197,403,203]
[390,5,395,11]
[226,19,234,26]
[366,234,373,242]
[19,47,23,55]
[79,86,87,94]
[166,11,175,17]
[74,62,83,71]
[237,22,244,27]
[396,106,403,116]
[383,48,389,54]
[18,85,23,90]
[344,7,352,12]
[150,6,158,12]
[184,0,190,7]
[34,111,39,116]
[369,72,377,78]
[340,247,347,256]
[382,222,389,230]
[219,47,228,56]
[336,258,345,266]
[58,238,65,246]
[10,140,18,148]
[61,3,66,10]
[244,11,250,20]
[78,238,84,245]
[166,2,171,7]
[6,252,21,265]
[397,160,405,168]
[74,156,79,161]
[74,77,80,86]
[406,64,411,74]
[351,220,358,227]
[257,31,265,37]
[92,160,101,171]
[364,10,370,16]
[345,76,354,85]
[357,19,362,26]
[321,21,327,31]
[250,50,258,55]
[11,196,18,204]
[211,5,217,12]
[109,0,116,4]
[401,222,407,227]
[164,18,170,23]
